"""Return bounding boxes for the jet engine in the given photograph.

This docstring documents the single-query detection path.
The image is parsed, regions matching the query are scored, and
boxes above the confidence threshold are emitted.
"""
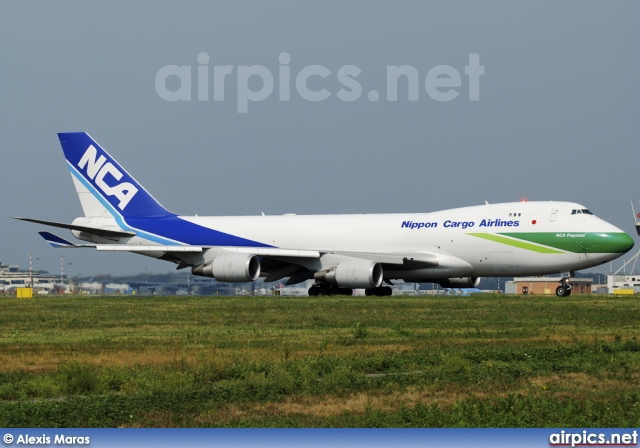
[437,277,481,288]
[192,254,261,282]
[315,260,384,288]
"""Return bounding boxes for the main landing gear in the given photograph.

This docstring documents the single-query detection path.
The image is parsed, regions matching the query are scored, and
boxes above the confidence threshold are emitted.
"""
[308,283,353,296]
[555,278,573,297]
[364,286,393,296]
[307,283,394,296]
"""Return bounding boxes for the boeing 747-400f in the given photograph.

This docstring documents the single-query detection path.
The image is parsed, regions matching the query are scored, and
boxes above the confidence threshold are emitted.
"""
[15,132,634,297]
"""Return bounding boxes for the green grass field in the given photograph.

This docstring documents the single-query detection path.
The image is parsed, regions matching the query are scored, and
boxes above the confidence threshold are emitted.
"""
[0,293,639,427]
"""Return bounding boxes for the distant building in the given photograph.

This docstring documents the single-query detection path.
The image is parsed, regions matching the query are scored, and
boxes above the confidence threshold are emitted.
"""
[606,275,640,295]
[505,277,593,295]
[0,260,60,294]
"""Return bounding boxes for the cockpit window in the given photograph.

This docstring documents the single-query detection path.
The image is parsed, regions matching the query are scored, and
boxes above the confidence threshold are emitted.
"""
[581,209,593,215]
[571,209,593,215]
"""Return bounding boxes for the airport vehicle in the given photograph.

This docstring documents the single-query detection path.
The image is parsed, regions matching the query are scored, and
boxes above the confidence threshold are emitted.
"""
[16,132,634,297]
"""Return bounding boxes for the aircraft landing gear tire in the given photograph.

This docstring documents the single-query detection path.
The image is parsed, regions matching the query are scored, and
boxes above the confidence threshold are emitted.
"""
[335,287,353,296]
[555,285,572,297]
[308,283,328,296]
[365,286,393,296]
[308,283,353,296]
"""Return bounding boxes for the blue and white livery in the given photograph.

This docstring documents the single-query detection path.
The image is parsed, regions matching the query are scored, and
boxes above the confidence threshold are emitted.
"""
[16,132,635,296]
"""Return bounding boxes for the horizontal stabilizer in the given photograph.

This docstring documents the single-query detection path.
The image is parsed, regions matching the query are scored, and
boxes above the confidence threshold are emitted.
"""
[14,217,135,238]
[38,231,95,248]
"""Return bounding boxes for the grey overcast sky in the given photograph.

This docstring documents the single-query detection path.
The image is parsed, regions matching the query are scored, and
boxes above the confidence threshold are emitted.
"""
[1,1,638,277]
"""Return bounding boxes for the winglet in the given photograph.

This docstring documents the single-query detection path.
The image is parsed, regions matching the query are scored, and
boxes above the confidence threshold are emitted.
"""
[38,231,94,248]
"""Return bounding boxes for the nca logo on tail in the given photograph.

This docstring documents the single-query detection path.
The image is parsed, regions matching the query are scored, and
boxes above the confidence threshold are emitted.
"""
[78,145,138,210]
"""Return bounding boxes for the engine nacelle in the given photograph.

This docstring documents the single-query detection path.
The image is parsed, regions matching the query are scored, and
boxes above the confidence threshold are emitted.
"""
[315,260,384,289]
[437,277,481,288]
[192,254,261,282]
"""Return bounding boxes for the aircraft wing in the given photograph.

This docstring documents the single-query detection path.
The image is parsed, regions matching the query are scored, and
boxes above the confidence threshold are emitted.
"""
[96,246,204,252]
[31,229,444,284]
[62,242,441,283]
[257,249,442,284]
[331,250,440,267]
[202,247,321,258]
[92,246,322,257]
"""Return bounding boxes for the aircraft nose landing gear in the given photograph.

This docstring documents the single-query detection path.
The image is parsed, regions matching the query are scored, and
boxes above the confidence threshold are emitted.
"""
[555,278,572,297]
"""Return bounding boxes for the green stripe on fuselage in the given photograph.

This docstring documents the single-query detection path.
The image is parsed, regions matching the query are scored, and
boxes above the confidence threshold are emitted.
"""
[499,232,633,253]
[467,233,563,253]
[468,232,633,254]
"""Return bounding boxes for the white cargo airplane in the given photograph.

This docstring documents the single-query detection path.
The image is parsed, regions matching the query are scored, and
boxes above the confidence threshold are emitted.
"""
[16,133,634,297]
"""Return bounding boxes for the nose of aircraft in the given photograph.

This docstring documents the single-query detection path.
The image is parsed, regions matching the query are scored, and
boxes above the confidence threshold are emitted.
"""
[581,216,635,262]
[614,232,634,253]
[595,230,635,254]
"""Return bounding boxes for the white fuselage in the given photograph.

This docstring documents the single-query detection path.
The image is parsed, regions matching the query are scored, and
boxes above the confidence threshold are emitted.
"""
[142,201,632,281]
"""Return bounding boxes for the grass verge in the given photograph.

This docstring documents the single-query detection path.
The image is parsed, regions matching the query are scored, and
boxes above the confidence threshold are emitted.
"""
[0,294,638,427]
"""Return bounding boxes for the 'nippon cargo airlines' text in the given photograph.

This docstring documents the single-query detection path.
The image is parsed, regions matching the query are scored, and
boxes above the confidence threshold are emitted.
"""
[401,219,519,230]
